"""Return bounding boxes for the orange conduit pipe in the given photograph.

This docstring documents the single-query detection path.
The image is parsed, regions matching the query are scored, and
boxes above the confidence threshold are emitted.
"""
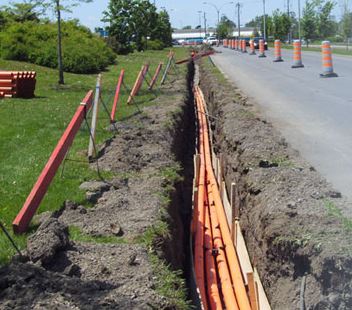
[204,194,223,310]
[207,185,239,310]
[196,86,252,310]
[194,87,208,309]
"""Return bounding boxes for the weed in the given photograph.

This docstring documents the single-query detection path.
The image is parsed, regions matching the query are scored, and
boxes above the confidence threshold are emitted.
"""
[324,200,352,231]
[271,156,295,168]
[69,226,127,244]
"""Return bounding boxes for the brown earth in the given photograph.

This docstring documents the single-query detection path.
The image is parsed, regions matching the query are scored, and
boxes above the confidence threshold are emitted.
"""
[0,66,195,309]
[199,60,352,309]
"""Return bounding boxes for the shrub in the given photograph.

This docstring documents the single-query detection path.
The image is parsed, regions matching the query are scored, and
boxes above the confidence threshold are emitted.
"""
[0,20,116,73]
[147,39,164,50]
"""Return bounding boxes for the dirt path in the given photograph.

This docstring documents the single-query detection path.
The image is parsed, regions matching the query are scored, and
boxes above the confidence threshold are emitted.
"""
[0,68,194,309]
[199,61,352,309]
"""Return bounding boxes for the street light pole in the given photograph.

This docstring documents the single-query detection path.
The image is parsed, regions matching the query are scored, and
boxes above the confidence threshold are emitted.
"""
[198,11,203,38]
[203,1,234,42]
[298,0,301,41]
[263,0,266,41]
[236,2,241,37]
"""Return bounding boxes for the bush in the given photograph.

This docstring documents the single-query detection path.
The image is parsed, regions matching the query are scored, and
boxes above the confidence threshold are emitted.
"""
[0,20,116,73]
[147,39,164,50]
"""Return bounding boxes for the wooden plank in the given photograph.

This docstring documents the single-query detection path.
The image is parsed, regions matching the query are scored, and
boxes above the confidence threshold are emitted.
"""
[160,55,173,85]
[13,90,94,233]
[236,222,254,285]
[254,268,271,310]
[222,181,232,228]
[247,272,259,310]
[88,74,102,161]
[149,62,163,90]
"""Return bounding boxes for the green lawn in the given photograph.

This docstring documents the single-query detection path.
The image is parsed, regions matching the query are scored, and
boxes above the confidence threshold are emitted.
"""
[0,48,188,264]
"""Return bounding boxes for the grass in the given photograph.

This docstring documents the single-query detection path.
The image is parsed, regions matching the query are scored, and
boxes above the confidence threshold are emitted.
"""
[324,200,352,231]
[69,226,127,244]
[0,47,188,265]
[268,42,352,57]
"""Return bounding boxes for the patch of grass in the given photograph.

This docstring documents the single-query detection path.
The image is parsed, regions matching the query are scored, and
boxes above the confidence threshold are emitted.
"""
[69,226,127,244]
[149,253,191,310]
[202,56,228,84]
[273,233,312,248]
[0,47,188,265]
[276,43,352,57]
[271,156,295,168]
[324,200,352,231]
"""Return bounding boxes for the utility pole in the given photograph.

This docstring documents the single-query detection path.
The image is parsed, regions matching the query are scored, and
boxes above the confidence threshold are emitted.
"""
[287,0,290,43]
[198,11,202,38]
[204,12,207,36]
[263,0,266,40]
[236,2,241,37]
[298,0,301,41]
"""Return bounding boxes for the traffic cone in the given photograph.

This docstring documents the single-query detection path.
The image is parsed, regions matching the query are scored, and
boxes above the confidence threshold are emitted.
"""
[273,39,283,62]
[291,40,304,68]
[232,39,235,49]
[320,41,338,77]
[236,39,240,51]
[249,39,256,55]
[242,40,247,53]
[258,39,266,58]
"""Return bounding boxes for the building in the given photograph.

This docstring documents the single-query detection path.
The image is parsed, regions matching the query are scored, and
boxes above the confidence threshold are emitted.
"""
[172,28,216,42]
[231,27,256,37]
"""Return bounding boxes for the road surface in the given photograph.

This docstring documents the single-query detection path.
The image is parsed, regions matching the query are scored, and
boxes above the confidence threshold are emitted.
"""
[212,46,352,199]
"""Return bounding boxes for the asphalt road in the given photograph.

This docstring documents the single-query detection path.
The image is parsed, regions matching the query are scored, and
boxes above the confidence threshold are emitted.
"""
[212,46,352,199]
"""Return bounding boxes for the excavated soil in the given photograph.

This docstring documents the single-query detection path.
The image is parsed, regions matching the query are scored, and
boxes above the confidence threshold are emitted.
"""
[0,66,195,309]
[199,60,352,309]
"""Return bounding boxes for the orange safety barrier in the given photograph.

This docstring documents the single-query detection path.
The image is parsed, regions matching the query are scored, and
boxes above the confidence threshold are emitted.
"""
[110,69,125,123]
[0,71,36,98]
[193,86,252,310]
[13,91,94,233]
[149,62,163,90]
[249,39,256,55]
[234,39,238,50]
[320,41,338,78]
[242,40,247,53]
[291,40,304,68]
[258,39,266,58]
[127,64,149,104]
[273,39,283,62]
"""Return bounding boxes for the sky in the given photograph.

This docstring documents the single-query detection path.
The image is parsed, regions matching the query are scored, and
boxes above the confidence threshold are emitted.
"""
[1,0,350,30]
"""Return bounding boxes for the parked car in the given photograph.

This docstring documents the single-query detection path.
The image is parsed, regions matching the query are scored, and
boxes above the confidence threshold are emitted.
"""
[172,39,180,46]
[204,36,219,46]
[182,38,203,46]
[253,37,268,50]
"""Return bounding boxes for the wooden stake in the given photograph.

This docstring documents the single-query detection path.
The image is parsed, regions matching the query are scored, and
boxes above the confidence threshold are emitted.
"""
[88,74,101,161]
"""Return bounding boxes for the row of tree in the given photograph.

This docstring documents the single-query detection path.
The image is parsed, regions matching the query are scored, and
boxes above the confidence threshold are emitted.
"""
[245,0,352,44]
[102,0,172,54]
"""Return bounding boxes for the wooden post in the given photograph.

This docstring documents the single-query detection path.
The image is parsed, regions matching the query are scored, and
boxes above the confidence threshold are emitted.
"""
[247,272,259,310]
[231,182,239,242]
[88,74,101,161]
[160,54,173,85]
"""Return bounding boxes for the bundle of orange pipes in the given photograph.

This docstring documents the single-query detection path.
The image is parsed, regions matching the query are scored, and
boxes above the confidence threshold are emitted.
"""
[193,85,252,310]
[0,71,36,99]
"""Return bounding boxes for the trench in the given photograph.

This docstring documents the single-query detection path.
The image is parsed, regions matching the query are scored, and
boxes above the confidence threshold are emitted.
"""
[157,61,197,305]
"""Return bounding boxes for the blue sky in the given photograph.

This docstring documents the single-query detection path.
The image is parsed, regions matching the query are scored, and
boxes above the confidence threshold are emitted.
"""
[1,0,349,30]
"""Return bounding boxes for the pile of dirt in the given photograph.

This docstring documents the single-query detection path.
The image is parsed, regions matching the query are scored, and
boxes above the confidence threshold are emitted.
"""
[199,61,352,309]
[0,68,194,309]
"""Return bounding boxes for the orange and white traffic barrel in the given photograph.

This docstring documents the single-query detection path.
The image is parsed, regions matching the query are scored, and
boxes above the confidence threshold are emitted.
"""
[242,39,247,53]
[236,39,240,51]
[291,40,304,68]
[249,39,256,55]
[232,39,235,49]
[258,39,266,58]
[320,41,338,77]
[273,39,283,62]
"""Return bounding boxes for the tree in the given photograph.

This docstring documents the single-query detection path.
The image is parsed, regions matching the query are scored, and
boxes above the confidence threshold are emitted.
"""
[182,25,192,29]
[103,0,172,53]
[341,7,352,48]
[272,9,291,41]
[216,15,236,39]
[22,0,92,84]
[302,0,317,46]
[1,2,43,22]
[316,0,336,38]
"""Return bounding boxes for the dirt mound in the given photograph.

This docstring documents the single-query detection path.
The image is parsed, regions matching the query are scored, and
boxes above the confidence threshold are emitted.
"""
[0,70,193,309]
[199,61,352,309]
